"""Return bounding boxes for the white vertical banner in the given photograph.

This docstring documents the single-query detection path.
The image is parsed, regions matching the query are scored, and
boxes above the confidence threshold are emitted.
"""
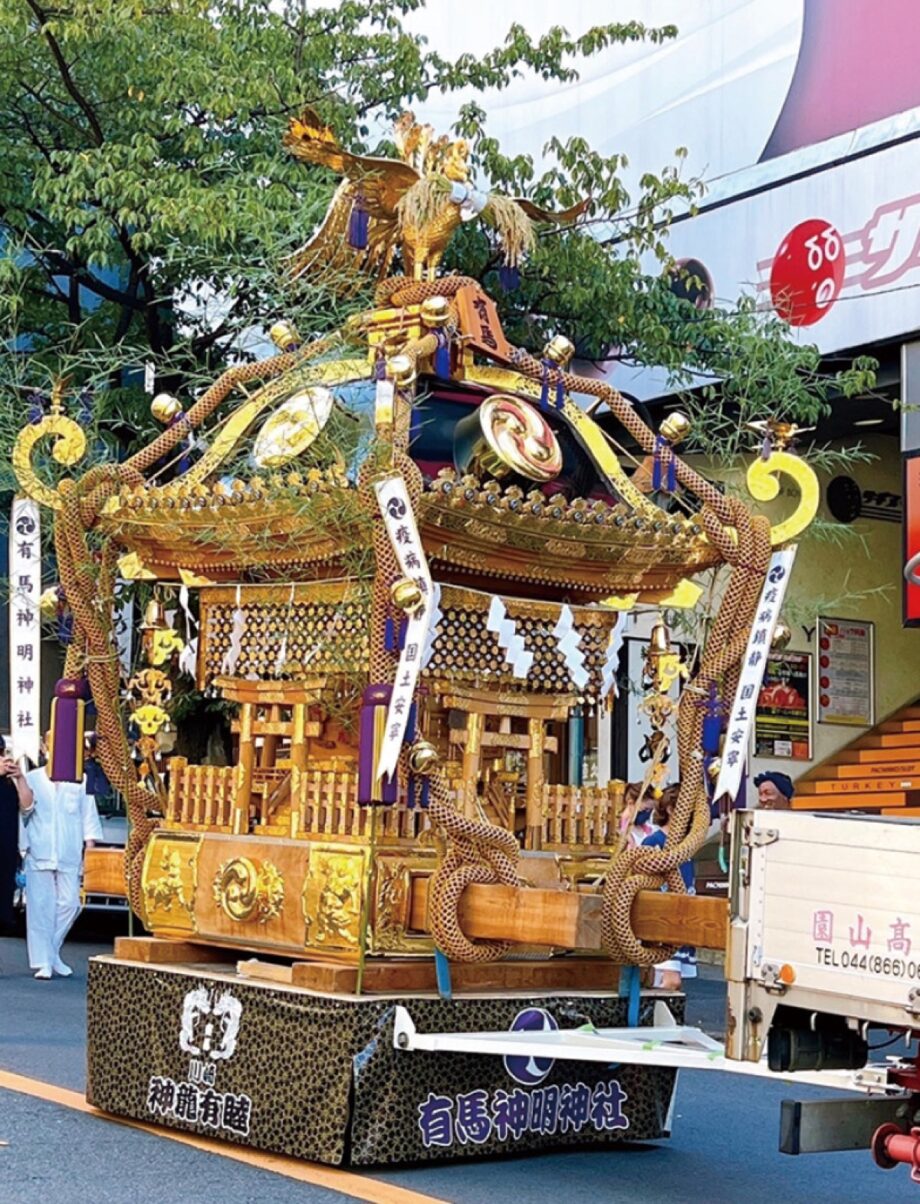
[9,496,42,764]
[374,476,434,782]
[714,545,797,803]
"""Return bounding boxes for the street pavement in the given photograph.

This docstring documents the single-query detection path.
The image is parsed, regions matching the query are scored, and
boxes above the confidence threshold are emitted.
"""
[0,918,912,1204]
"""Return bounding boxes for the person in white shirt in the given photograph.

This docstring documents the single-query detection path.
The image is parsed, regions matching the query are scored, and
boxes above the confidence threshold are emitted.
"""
[19,741,103,979]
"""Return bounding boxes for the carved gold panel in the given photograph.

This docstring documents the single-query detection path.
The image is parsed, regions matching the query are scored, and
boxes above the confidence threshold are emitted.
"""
[369,851,436,955]
[212,856,285,923]
[140,833,201,935]
[302,844,369,955]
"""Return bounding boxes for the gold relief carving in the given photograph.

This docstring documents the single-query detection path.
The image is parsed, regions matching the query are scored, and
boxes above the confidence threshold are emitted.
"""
[556,854,611,891]
[212,856,285,923]
[140,835,200,933]
[145,850,194,916]
[371,855,435,954]
[302,846,366,951]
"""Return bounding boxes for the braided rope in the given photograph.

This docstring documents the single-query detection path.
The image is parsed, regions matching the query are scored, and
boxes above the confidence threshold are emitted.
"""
[362,284,772,963]
[53,336,338,913]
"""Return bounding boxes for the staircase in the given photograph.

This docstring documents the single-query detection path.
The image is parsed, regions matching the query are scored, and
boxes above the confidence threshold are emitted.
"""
[793,702,920,815]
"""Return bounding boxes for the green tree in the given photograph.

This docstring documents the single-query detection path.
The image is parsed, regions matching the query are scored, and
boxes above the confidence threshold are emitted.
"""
[0,0,876,467]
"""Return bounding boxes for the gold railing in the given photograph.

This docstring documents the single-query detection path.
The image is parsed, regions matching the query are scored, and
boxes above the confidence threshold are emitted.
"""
[292,768,427,842]
[166,758,236,829]
[541,781,625,850]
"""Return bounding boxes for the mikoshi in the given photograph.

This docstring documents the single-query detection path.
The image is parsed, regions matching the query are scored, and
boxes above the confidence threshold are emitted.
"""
[13,110,819,1164]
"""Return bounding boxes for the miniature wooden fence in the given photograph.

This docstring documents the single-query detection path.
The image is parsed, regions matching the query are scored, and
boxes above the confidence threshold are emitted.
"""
[166,758,236,829]
[541,781,626,850]
[293,769,428,842]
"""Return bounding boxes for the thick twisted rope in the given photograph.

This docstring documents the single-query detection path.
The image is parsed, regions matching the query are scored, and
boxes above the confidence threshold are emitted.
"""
[367,277,772,963]
[53,336,338,913]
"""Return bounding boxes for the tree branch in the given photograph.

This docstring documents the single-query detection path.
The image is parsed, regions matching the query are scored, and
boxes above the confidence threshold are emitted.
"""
[24,0,105,146]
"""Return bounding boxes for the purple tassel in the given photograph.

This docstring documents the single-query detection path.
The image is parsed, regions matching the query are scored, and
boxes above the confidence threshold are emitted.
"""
[77,389,94,426]
[434,331,451,378]
[652,436,664,491]
[539,361,564,411]
[28,391,45,424]
[420,779,430,808]
[57,612,73,646]
[760,433,772,461]
[373,352,387,381]
[652,435,676,492]
[499,264,520,291]
[48,677,90,783]
[384,617,396,652]
[357,684,398,806]
[348,191,369,250]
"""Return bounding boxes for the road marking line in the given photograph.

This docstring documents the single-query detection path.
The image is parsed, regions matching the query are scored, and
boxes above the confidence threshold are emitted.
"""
[0,1069,447,1204]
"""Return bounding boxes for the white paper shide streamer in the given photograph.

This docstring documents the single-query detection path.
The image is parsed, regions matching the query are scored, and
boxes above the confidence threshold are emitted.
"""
[221,584,246,676]
[714,545,797,803]
[554,604,589,691]
[9,496,41,764]
[374,476,435,782]
[601,611,628,700]
[486,596,533,679]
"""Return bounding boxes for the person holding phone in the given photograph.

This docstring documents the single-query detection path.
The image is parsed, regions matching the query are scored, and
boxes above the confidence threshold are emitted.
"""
[20,733,102,979]
[0,738,32,935]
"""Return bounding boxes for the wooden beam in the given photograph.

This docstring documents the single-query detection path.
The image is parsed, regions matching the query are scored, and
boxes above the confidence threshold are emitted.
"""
[409,879,727,952]
[238,956,621,995]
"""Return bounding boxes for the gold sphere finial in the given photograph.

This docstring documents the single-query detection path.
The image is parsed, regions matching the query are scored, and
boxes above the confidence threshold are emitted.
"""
[151,393,183,425]
[387,354,417,388]
[771,619,793,651]
[543,334,575,368]
[269,320,301,352]
[390,577,424,613]
[420,296,451,328]
[659,412,692,446]
[408,739,440,775]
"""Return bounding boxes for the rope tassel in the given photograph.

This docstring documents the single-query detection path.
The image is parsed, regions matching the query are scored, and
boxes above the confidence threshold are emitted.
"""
[652,435,677,493]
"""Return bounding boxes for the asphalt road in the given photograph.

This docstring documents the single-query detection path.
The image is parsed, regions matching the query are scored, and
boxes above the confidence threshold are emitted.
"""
[0,917,912,1204]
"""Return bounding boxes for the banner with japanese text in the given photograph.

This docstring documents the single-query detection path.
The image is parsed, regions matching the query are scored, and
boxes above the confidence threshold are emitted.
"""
[374,475,434,781]
[714,545,797,802]
[9,496,41,763]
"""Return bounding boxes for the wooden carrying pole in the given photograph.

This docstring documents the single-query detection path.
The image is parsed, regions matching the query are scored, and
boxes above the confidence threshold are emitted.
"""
[409,878,727,953]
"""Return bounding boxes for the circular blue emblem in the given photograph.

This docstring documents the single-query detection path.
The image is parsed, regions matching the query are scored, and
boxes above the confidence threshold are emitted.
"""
[503,1007,559,1085]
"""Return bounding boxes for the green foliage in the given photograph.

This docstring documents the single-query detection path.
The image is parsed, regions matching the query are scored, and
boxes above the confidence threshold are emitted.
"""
[0,0,880,470]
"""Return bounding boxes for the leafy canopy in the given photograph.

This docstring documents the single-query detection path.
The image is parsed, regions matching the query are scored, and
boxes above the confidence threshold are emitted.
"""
[0,0,875,467]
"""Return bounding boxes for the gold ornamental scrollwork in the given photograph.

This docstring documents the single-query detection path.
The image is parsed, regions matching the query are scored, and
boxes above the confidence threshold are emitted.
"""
[745,450,820,547]
[212,856,285,923]
[12,411,88,511]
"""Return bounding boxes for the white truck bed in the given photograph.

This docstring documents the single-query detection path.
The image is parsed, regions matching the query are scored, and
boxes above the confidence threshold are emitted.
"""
[726,808,920,1062]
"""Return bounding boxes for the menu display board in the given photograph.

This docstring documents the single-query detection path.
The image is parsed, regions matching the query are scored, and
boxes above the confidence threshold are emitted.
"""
[754,651,813,760]
[816,618,875,726]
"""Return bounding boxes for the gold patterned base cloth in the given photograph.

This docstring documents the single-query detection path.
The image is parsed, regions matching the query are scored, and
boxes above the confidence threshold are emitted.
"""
[87,955,680,1164]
